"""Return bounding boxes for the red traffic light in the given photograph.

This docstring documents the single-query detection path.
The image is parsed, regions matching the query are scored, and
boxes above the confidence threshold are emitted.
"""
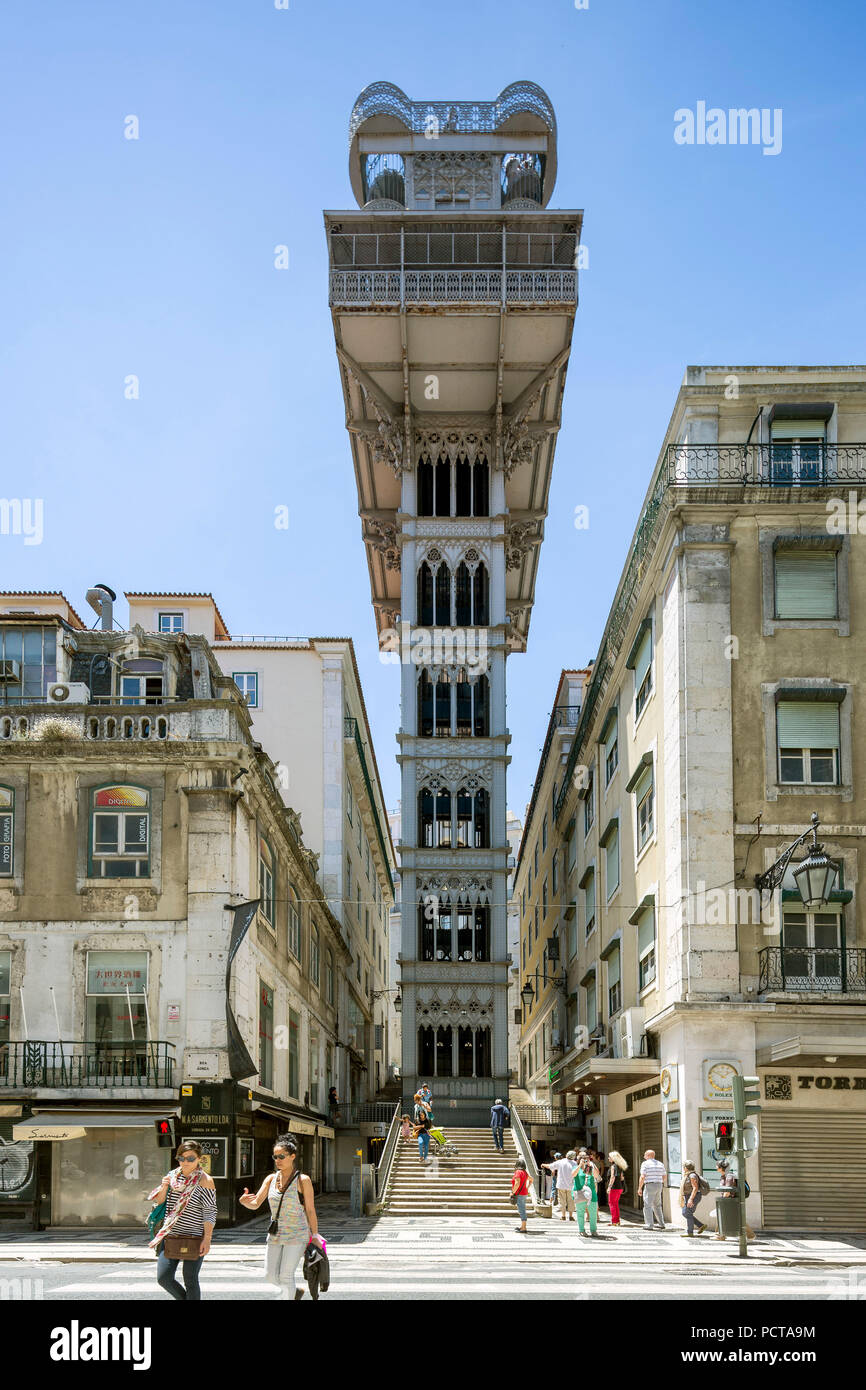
[155,1118,175,1148]
[717,1121,733,1138]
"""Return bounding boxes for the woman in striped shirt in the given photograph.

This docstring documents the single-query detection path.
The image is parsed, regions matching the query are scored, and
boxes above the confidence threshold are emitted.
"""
[148,1140,217,1301]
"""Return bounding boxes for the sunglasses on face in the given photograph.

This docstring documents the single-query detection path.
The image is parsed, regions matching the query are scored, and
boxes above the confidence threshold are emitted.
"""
[179,1156,198,1163]
[273,1153,289,1161]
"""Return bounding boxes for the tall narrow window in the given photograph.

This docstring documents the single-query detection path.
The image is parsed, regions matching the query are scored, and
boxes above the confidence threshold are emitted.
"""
[288,1009,299,1096]
[288,884,301,959]
[637,905,656,990]
[86,950,148,1049]
[326,949,334,1005]
[602,712,619,786]
[233,672,259,707]
[419,788,452,847]
[259,982,274,1089]
[607,945,622,1016]
[309,1026,320,1108]
[632,626,653,718]
[770,418,826,484]
[259,836,275,925]
[90,786,150,878]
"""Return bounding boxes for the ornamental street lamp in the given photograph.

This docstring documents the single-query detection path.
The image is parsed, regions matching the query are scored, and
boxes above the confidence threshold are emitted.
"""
[755,812,840,909]
[372,988,402,1013]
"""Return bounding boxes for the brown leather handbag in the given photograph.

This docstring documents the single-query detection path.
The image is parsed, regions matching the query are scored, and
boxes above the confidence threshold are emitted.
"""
[162,1234,202,1261]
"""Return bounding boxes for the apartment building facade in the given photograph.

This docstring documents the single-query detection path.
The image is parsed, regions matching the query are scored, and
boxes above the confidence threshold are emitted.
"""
[538,367,866,1231]
[0,589,350,1226]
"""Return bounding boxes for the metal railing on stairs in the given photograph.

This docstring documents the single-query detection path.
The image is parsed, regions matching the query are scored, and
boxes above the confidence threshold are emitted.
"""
[509,1106,540,1206]
[374,1104,402,1208]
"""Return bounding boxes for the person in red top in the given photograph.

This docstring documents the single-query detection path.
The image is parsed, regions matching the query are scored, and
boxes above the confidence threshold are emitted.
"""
[511,1158,530,1233]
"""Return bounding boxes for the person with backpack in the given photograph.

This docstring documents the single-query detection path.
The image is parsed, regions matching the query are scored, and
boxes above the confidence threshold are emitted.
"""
[679,1160,709,1237]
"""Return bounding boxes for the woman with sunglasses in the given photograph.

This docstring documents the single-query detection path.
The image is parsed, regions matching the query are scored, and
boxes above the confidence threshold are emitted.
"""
[148,1140,217,1300]
[239,1134,324,1299]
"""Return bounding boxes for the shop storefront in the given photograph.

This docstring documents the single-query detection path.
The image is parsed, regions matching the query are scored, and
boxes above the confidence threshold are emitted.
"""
[13,1106,176,1228]
[757,1066,866,1231]
[0,1106,43,1229]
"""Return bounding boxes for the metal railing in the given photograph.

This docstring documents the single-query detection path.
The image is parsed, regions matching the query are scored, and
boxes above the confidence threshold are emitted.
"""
[509,1105,540,1200]
[0,1041,176,1089]
[512,1105,585,1126]
[330,1102,396,1127]
[349,81,557,143]
[759,946,866,993]
[666,441,866,486]
[344,717,392,874]
[330,267,577,308]
[373,1104,402,1206]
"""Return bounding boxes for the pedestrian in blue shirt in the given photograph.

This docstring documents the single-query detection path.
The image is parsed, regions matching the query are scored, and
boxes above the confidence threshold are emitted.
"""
[490,1098,510,1151]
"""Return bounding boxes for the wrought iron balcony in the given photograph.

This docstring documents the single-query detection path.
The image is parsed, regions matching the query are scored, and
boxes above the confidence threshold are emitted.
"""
[349,81,556,143]
[666,441,866,487]
[330,267,577,309]
[758,947,866,993]
[0,1040,176,1089]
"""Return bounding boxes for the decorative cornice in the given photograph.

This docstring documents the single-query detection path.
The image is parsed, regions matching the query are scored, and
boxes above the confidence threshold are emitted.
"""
[505,518,543,570]
[415,426,491,467]
[365,517,401,570]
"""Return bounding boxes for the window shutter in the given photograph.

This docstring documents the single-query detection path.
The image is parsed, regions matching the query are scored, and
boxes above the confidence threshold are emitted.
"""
[777,701,840,748]
[604,719,618,760]
[770,419,827,440]
[607,945,621,987]
[633,628,652,691]
[637,907,655,955]
[775,551,837,619]
[632,764,653,804]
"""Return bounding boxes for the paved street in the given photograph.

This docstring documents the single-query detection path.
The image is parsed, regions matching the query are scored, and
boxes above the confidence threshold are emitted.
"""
[3,1211,865,1301]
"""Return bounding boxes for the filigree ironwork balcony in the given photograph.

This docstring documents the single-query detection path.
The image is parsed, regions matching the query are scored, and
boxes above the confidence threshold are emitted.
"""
[349,81,556,144]
[666,442,866,487]
[329,267,577,308]
[0,1040,176,1089]
[758,947,866,993]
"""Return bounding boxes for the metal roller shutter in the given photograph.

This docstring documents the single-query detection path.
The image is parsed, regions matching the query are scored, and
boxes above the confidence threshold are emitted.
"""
[637,1112,663,1165]
[610,1120,635,1204]
[761,1113,866,1231]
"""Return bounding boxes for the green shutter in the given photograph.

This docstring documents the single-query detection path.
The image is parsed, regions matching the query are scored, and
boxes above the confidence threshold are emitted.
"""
[606,831,619,895]
[770,419,827,440]
[633,628,652,691]
[775,551,837,619]
[637,907,655,955]
[607,945,620,987]
[777,701,840,748]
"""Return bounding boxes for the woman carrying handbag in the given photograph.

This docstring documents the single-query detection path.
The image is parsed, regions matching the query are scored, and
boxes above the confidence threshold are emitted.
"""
[147,1139,217,1301]
[239,1133,325,1299]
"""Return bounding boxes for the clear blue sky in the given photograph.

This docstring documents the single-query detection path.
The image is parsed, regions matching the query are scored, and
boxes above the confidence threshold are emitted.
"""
[2,0,865,820]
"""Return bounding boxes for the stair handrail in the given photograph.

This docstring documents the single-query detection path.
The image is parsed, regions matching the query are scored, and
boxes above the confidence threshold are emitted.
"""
[509,1102,540,1205]
[374,1103,402,1206]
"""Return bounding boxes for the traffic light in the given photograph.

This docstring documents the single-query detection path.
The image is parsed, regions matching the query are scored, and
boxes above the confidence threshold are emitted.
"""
[155,1118,175,1149]
[733,1074,762,1127]
[715,1119,734,1154]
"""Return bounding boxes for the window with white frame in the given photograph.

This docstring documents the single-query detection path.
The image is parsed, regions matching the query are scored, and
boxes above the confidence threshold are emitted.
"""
[346,778,353,825]
[584,772,595,837]
[628,760,654,852]
[636,904,656,990]
[158,612,184,633]
[326,948,334,1005]
[774,549,838,620]
[769,416,826,484]
[584,975,597,1034]
[90,786,150,878]
[120,659,164,706]
[777,700,840,784]
[781,910,843,988]
[232,672,258,707]
[259,836,275,925]
[0,787,14,877]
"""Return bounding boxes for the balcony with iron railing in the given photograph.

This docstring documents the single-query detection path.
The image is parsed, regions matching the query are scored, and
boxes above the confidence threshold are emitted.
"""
[759,947,866,994]
[555,440,866,823]
[0,700,247,745]
[329,228,579,308]
[0,1040,176,1091]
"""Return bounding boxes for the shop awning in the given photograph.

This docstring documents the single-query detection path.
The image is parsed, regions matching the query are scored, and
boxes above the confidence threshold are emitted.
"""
[252,1103,329,1137]
[13,1109,174,1141]
[554,1057,660,1097]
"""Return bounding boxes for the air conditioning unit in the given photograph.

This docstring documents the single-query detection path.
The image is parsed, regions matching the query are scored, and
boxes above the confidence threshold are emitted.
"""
[47,682,91,704]
[0,660,21,682]
[615,1006,646,1059]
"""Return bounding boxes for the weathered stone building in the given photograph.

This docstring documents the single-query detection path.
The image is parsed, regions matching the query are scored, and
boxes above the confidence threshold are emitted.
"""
[0,590,352,1226]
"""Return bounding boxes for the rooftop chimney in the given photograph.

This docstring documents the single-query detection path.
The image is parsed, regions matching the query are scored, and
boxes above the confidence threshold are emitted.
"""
[86,583,117,631]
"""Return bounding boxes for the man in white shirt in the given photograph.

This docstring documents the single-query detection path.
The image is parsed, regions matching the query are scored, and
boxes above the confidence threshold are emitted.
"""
[637,1149,667,1231]
[541,1150,579,1221]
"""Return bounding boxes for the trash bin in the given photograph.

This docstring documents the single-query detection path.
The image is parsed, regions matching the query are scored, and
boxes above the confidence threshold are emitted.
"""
[715,1195,741,1236]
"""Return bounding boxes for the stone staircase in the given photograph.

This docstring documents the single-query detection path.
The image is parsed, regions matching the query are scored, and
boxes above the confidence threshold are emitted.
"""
[382,1127,526,1216]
